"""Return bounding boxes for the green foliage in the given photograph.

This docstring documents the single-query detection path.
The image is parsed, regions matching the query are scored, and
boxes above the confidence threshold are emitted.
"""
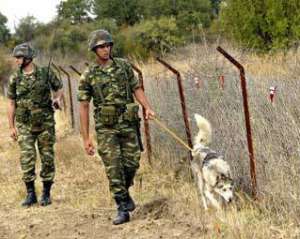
[50,28,86,55]
[32,18,122,57]
[91,0,213,58]
[91,18,119,34]
[177,11,210,31]
[93,0,140,26]
[138,0,176,18]
[0,12,10,44]
[37,21,89,56]
[210,0,222,15]
[57,0,92,24]
[174,0,212,36]
[219,0,300,51]
[139,0,212,21]
[128,17,184,57]
[14,16,41,43]
[0,47,12,87]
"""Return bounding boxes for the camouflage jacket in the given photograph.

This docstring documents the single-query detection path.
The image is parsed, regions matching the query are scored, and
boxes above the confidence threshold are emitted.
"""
[7,64,63,130]
[78,58,140,129]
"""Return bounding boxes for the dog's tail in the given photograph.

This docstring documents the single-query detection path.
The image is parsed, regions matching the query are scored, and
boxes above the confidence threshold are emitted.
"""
[194,114,212,146]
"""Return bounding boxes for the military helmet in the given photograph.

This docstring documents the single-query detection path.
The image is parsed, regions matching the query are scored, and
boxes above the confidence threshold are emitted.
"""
[88,29,113,51]
[12,43,36,59]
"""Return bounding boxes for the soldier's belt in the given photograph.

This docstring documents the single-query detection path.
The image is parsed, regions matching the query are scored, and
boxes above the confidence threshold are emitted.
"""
[97,103,140,126]
[15,106,53,132]
[123,103,139,122]
[98,105,118,126]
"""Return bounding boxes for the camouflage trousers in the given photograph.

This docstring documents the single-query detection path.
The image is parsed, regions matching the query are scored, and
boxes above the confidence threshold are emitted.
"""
[17,125,56,183]
[96,126,141,201]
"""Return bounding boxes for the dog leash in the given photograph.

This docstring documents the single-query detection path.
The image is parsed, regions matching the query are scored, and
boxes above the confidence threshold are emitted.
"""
[152,116,193,151]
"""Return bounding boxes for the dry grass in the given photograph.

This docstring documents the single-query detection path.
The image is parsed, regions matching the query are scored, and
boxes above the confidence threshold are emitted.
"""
[1,43,300,238]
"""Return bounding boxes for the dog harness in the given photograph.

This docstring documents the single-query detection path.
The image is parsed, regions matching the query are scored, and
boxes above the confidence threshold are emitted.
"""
[203,151,220,167]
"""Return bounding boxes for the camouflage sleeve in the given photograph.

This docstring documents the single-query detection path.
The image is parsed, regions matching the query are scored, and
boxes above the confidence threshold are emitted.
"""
[49,68,63,92]
[77,68,92,102]
[7,73,17,100]
[127,64,140,92]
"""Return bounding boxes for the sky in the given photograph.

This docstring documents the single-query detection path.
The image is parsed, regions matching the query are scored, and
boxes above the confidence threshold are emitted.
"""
[0,0,62,33]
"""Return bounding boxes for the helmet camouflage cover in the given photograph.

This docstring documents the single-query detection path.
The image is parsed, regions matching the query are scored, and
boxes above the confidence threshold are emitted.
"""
[12,43,36,59]
[88,29,113,51]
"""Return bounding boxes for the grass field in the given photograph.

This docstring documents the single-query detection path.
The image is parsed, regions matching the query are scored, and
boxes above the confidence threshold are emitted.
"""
[0,43,300,238]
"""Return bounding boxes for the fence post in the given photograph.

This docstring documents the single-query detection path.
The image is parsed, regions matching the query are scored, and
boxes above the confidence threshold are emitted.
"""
[51,63,67,111]
[217,46,257,198]
[69,65,82,76]
[131,63,153,166]
[156,57,193,161]
[58,66,75,129]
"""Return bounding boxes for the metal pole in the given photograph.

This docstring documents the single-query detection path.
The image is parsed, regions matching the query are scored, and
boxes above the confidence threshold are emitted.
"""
[131,63,153,166]
[69,65,82,76]
[51,63,62,80]
[217,46,257,198]
[156,57,193,161]
[51,63,67,111]
[59,66,75,129]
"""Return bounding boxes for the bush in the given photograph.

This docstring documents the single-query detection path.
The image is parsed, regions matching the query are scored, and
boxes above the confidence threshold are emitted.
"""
[33,18,124,58]
[128,17,185,57]
[0,47,13,94]
[218,0,300,52]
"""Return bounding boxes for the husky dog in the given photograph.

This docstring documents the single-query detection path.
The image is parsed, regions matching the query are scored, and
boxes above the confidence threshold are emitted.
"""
[191,114,234,210]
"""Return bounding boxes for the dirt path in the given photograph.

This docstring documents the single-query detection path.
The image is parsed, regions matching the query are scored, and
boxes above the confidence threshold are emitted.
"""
[0,109,206,239]
[0,196,205,239]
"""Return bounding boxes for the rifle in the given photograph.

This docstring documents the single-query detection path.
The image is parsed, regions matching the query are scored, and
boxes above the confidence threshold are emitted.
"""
[136,119,144,152]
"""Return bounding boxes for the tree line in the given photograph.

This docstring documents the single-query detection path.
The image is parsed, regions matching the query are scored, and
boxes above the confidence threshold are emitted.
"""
[1,0,300,59]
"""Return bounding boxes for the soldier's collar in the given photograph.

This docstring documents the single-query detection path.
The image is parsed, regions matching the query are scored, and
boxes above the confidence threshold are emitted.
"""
[21,63,37,76]
[96,59,113,70]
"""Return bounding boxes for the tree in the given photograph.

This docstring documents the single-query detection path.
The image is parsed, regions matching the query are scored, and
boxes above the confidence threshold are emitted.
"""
[93,0,214,26]
[210,0,222,16]
[15,16,41,43]
[132,17,184,55]
[175,0,212,30]
[139,0,212,20]
[0,47,13,94]
[219,0,300,51]
[57,0,92,24]
[0,12,10,44]
[93,0,140,26]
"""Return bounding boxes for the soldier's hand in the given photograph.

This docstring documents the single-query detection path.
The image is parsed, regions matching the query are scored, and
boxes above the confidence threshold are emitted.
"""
[52,98,62,110]
[84,139,95,156]
[145,108,155,120]
[10,127,18,141]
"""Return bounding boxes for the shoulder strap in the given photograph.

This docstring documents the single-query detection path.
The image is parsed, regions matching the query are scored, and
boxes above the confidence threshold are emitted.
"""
[15,69,23,86]
[89,65,106,104]
[113,58,132,102]
[36,66,52,91]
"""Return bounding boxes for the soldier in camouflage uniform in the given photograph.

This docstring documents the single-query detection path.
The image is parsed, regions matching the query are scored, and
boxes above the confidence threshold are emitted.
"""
[7,43,63,207]
[78,29,155,225]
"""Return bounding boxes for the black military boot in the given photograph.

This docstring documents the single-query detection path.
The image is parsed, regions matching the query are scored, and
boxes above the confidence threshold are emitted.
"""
[113,197,130,225]
[125,172,136,212]
[22,181,37,207]
[125,193,136,212]
[40,181,53,206]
